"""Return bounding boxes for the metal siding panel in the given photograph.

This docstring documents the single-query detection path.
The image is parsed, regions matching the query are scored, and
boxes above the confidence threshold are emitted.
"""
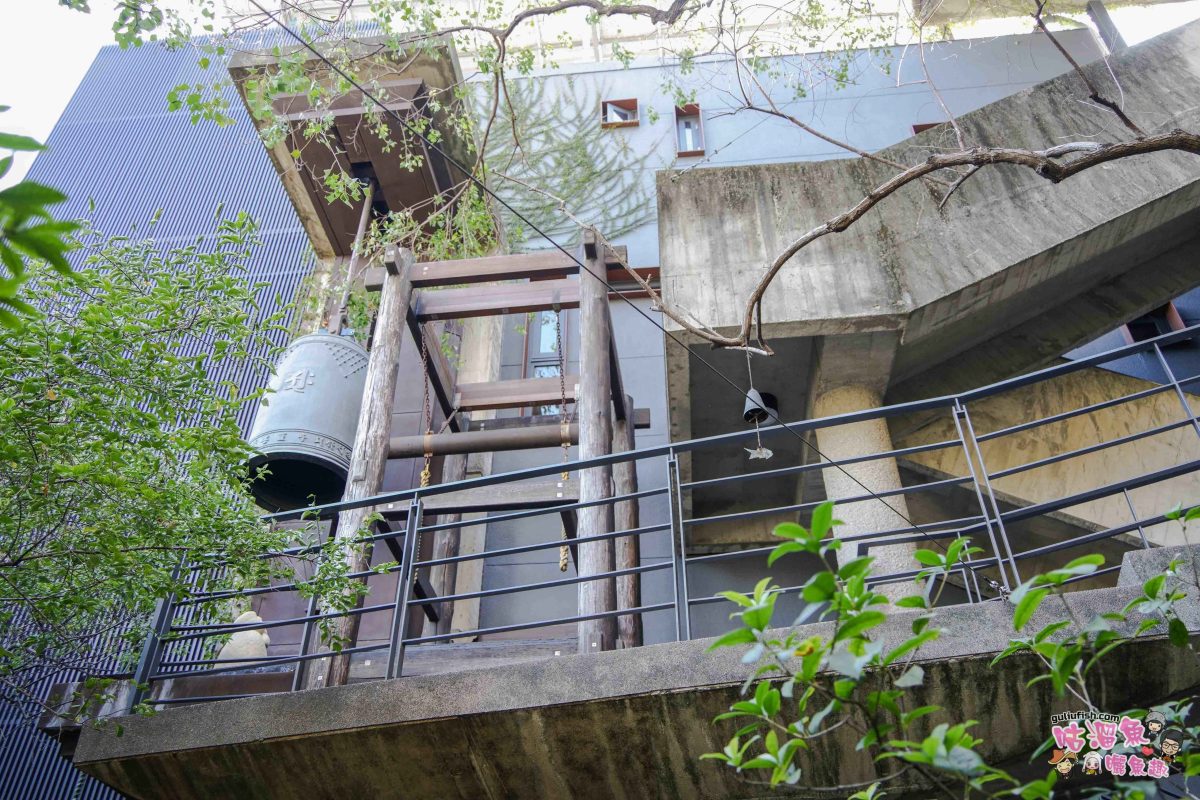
[4,38,311,800]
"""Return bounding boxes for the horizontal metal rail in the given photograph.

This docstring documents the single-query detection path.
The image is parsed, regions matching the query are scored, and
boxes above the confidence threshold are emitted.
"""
[405,560,674,605]
[986,417,1197,481]
[127,323,1200,707]
[259,325,1200,525]
[683,474,970,528]
[681,438,961,491]
[403,601,674,646]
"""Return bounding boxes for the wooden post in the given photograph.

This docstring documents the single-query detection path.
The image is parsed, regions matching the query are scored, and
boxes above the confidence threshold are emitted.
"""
[307,245,413,689]
[326,181,374,333]
[613,393,642,649]
[577,232,616,653]
[422,451,466,639]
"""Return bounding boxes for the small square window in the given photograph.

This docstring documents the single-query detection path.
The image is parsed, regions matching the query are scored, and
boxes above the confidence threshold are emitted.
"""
[600,99,639,128]
[675,104,704,156]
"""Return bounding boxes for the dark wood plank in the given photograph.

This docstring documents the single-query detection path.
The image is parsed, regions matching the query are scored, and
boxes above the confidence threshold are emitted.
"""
[455,377,577,412]
[364,250,579,291]
[404,310,460,432]
[414,279,580,321]
[577,232,617,652]
[466,409,649,431]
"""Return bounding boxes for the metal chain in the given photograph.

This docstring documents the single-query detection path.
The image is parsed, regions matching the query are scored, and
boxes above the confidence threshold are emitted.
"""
[419,331,433,489]
[556,308,571,572]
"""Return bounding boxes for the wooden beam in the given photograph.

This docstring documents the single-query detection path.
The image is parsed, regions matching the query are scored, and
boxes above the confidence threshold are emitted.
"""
[455,377,577,412]
[413,279,580,322]
[308,246,414,690]
[467,408,650,431]
[423,452,466,639]
[609,322,628,422]
[378,525,440,624]
[374,480,578,517]
[577,233,617,653]
[364,251,579,291]
[389,422,578,458]
[404,311,460,433]
[613,394,642,649]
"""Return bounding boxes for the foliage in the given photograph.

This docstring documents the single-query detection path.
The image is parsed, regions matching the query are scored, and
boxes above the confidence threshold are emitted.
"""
[478,76,659,250]
[703,501,1200,798]
[0,108,79,329]
[0,211,293,704]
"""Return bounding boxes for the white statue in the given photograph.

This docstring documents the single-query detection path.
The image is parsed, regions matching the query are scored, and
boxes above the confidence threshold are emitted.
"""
[216,610,271,665]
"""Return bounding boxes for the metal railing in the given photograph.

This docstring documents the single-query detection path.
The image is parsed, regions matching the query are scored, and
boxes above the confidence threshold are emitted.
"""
[129,325,1200,708]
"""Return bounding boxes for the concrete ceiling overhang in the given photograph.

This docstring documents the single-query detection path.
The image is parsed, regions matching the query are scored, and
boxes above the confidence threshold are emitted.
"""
[228,34,473,259]
[658,20,1200,448]
[910,0,1192,27]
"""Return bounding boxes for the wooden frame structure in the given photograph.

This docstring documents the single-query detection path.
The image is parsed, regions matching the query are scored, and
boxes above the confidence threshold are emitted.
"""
[307,235,646,686]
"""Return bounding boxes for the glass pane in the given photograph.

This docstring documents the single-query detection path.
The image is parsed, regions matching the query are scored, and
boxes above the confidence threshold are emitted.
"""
[533,363,563,415]
[537,311,559,355]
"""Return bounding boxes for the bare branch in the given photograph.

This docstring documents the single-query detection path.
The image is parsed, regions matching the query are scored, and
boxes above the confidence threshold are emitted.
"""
[1032,0,1145,137]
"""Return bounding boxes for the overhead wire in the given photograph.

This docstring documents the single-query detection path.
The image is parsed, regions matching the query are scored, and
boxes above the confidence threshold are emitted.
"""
[245,0,1005,596]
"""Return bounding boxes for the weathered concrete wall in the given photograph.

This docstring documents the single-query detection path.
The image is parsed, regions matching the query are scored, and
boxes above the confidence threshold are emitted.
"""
[492,30,1101,268]
[893,366,1200,546]
[657,21,1200,403]
[75,546,1200,800]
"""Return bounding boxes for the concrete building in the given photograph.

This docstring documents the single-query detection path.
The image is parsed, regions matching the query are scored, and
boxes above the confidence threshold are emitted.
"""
[9,11,1200,800]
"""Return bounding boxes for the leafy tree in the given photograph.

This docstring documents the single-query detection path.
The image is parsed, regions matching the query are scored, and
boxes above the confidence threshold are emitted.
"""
[0,107,79,328]
[704,501,1200,798]
[0,211,293,708]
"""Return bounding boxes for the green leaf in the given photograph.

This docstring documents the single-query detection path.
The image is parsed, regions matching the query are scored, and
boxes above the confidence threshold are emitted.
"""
[0,180,67,208]
[1013,587,1049,631]
[835,610,886,643]
[838,556,873,581]
[708,627,756,651]
[894,665,924,688]
[810,501,836,538]
[802,571,836,603]
[1169,616,1189,648]
[912,549,943,567]
[0,132,45,151]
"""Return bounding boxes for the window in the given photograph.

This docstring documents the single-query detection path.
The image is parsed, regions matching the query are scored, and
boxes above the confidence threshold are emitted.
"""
[531,363,564,416]
[912,122,943,135]
[1123,302,1187,344]
[529,310,567,415]
[600,99,639,128]
[675,104,704,156]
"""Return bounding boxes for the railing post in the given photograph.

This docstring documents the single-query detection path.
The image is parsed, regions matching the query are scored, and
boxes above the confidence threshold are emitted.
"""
[1122,488,1152,549]
[666,454,691,641]
[387,498,423,680]
[952,400,1016,595]
[1152,342,1200,443]
[292,515,337,692]
[127,583,177,713]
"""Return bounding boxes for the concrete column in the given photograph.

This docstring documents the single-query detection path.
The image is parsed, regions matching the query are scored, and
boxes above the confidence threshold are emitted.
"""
[812,385,920,601]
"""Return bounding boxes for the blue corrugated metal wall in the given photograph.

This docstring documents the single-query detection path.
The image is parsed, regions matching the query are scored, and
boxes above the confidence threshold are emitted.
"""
[2,37,312,800]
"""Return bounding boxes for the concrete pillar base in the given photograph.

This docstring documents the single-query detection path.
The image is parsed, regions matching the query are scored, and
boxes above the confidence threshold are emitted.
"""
[813,385,922,603]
